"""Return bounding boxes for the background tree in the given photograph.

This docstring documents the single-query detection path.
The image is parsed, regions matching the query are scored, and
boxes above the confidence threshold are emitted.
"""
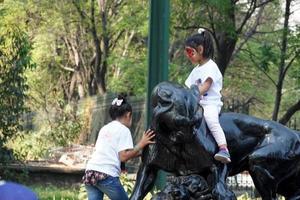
[272,0,300,122]
[241,0,300,123]
[171,0,276,75]
[0,10,35,171]
[24,0,148,101]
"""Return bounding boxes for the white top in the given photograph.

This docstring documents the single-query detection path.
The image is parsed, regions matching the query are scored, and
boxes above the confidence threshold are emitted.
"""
[185,59,223,106]
[86,120,134,177]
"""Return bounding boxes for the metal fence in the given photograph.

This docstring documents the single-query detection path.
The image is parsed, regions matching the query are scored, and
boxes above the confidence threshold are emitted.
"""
[227,172,258,198]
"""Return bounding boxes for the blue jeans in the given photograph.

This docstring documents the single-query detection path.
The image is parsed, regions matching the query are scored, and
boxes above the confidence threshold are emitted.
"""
[85,176,128,200]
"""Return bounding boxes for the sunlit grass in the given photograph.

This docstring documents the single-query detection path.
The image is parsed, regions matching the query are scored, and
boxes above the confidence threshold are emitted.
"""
[30,184,80,200]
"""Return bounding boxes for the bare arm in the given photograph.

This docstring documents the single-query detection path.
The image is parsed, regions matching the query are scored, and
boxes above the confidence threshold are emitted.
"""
[197,77,212,96]
[119,129,155,162]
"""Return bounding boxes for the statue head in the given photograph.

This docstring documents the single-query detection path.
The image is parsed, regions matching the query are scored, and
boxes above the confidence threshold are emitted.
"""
[151,82,203,144]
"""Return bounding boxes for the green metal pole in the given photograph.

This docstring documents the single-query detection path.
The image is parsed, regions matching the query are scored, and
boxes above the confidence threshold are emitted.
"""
[146,0,170,190]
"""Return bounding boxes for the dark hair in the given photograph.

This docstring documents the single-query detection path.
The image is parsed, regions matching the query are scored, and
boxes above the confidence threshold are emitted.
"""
[185,31,214,58]
[109,94,132,120]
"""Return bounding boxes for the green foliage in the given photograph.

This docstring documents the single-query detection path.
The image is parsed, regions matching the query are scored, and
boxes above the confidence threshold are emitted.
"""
[7,129,52,160]
[288,27,300,88]
[289,64,300,88]
[107,55,147,95]
[30,184,79,200]
[0,165,29,182]
[114,0,148,36]
[0,10,35,176]
[258,43,278,72]
[205,0,236,38]
[8,109,83,160]
[223,53,276,119]
[0,25,34,142]
[237,193,250,200]
[120,173,135,195]
[50,117,82,147]
[78,184,88,200]
[169,62,191,85]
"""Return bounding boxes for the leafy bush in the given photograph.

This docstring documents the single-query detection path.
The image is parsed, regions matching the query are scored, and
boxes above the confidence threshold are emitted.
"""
[120,173,135,195]
[0,16,35,179]
[8,118,82,161]
[0,25,34,142]
[49,118,82,147]
[7,128,54,160]
[6,94,96,161]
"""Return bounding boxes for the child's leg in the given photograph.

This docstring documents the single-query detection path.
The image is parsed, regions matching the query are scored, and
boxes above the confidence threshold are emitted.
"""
[202,105,231,163]
[97,176,128,200]
[203,105,227,146]
[85,184,104,200]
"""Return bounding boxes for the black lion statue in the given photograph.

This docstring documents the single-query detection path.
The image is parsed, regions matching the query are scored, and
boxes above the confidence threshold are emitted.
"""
[151,175,212,200]
[130,82,300,200]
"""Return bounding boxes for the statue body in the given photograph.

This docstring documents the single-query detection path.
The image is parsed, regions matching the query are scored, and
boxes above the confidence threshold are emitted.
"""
[130,82,300,200]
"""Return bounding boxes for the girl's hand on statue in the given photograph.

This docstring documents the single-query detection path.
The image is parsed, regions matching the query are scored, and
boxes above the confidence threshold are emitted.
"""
[138,129,155,149]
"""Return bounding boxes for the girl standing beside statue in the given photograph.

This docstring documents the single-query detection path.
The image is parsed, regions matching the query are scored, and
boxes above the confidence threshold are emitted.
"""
[82,95,155,200]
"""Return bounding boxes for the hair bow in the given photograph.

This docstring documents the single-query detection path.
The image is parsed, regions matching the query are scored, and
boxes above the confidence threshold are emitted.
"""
[112,98,123,106]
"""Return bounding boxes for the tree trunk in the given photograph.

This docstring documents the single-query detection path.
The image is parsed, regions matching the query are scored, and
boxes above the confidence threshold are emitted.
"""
[96,0,109,95]
[89,0,106,95]
[272,82,283,121]
[213,1,237,75]
[272,0,291,121]
[68,72,77,102]
[215,32,237,75]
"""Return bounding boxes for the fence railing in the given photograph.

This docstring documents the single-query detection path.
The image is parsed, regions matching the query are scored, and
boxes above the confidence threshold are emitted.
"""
[227,172,258,198]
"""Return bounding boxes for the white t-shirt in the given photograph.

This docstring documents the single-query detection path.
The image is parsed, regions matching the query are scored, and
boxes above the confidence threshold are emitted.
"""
[185,59,223,106]
[86,120,133,177]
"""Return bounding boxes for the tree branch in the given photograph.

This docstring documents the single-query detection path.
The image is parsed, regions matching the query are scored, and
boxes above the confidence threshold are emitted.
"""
[72,0,89,21]
[236,0,257,34]
[109,29,125,50]
[256,0,274,8]
[282,51,299,78]
[241,48,277,86]
[236,0,274,34]
[109,0,125,18]
[206,4,219,50]
[59,64,75,72]
[279,99,300,125]
[122,30,135,56]
[232,4,266,59]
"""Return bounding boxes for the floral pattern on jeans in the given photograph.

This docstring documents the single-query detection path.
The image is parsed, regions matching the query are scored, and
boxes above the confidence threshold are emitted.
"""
[82,170,110,185]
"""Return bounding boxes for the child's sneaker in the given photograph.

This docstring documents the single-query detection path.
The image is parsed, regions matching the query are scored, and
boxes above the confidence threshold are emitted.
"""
[214,149,231,164]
